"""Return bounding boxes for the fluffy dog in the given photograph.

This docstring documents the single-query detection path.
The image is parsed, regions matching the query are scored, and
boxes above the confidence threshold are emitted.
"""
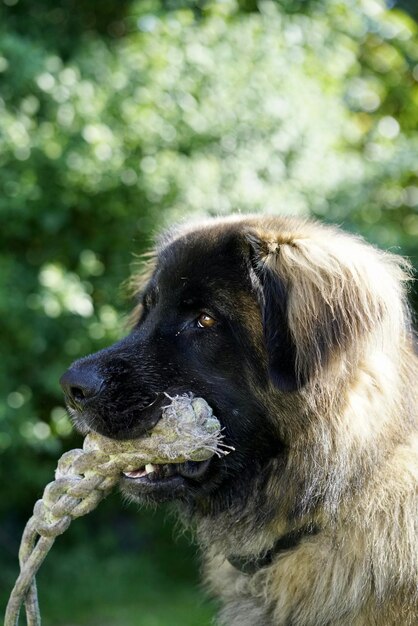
[60,215,418,625]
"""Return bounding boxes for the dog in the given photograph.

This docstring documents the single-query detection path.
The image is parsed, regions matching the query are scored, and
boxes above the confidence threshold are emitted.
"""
[60,215,418,625]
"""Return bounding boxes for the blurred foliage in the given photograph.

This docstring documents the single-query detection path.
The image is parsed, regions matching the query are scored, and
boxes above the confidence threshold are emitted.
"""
[0,0,417,623]
[397,1,418,20]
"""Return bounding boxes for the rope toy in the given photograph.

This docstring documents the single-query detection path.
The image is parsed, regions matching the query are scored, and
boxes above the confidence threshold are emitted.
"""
[5,394,231,626]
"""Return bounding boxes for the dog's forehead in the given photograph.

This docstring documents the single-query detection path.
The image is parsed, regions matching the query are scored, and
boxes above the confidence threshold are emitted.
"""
[156,228,247,290]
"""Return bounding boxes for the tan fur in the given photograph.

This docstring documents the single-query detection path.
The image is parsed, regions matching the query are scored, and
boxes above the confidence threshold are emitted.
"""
[162,216,418,625]
[126,250,157,327]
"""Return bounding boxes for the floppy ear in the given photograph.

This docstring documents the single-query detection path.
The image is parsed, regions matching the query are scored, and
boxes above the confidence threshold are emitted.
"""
[248,234,301,391]
[247,226,409,391]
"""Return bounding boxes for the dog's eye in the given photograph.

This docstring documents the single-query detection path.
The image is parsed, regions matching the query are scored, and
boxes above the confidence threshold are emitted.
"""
[196,313,216,329]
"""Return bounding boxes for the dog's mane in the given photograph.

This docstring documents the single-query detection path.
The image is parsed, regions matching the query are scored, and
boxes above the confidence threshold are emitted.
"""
[166,216,418,623]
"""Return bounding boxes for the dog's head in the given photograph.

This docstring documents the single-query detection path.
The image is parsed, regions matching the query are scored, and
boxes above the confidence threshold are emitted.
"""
[60,216,410,514]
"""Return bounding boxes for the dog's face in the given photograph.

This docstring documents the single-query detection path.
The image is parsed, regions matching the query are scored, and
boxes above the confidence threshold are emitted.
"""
[61,222,289,507]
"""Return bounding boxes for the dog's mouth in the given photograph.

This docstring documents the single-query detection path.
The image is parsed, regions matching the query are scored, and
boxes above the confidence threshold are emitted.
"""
[120,457,214,501]
[123,459,211,482]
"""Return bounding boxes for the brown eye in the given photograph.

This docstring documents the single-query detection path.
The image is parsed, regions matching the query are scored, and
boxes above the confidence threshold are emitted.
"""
[197,313,216,328]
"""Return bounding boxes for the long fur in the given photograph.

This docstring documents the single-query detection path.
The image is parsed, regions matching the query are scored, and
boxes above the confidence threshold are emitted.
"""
[167,216,418,625]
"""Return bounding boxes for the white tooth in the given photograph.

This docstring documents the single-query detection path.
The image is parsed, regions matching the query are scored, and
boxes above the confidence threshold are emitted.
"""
[145,463,155,474]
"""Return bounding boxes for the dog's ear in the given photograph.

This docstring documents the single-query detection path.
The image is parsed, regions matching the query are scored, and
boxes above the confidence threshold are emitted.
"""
[246,225,409,391]
[247,234,301,391]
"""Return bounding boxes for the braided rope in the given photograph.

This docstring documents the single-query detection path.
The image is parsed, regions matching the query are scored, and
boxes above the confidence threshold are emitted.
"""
[5,394,231,626]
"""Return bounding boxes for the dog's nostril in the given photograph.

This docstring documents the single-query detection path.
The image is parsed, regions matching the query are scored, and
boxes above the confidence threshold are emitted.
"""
[70,386,88,402]
[60,365,104,407]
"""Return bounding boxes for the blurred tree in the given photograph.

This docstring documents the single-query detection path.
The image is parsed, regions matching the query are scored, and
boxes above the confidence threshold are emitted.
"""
[0,0,133,55]
[397,1,418,20]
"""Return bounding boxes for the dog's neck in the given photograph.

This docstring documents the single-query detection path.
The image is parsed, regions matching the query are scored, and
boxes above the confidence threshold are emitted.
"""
[180,456,300,557]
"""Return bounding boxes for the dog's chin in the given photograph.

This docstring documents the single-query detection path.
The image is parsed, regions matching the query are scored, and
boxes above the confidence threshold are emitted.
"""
[119,457,220,504]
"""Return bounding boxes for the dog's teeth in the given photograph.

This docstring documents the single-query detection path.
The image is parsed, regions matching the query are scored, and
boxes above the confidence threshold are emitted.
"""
[145,463,156,475]
[123,467,147,478]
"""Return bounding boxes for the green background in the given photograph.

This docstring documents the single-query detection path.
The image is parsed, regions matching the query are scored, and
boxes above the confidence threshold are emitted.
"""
[1,1,417,624]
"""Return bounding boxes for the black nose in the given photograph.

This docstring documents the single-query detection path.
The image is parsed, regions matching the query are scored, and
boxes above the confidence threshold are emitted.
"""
[60,365,104,408]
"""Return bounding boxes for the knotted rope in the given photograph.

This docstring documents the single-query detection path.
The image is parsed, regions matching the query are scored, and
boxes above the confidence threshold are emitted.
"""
[5,394,231,626]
